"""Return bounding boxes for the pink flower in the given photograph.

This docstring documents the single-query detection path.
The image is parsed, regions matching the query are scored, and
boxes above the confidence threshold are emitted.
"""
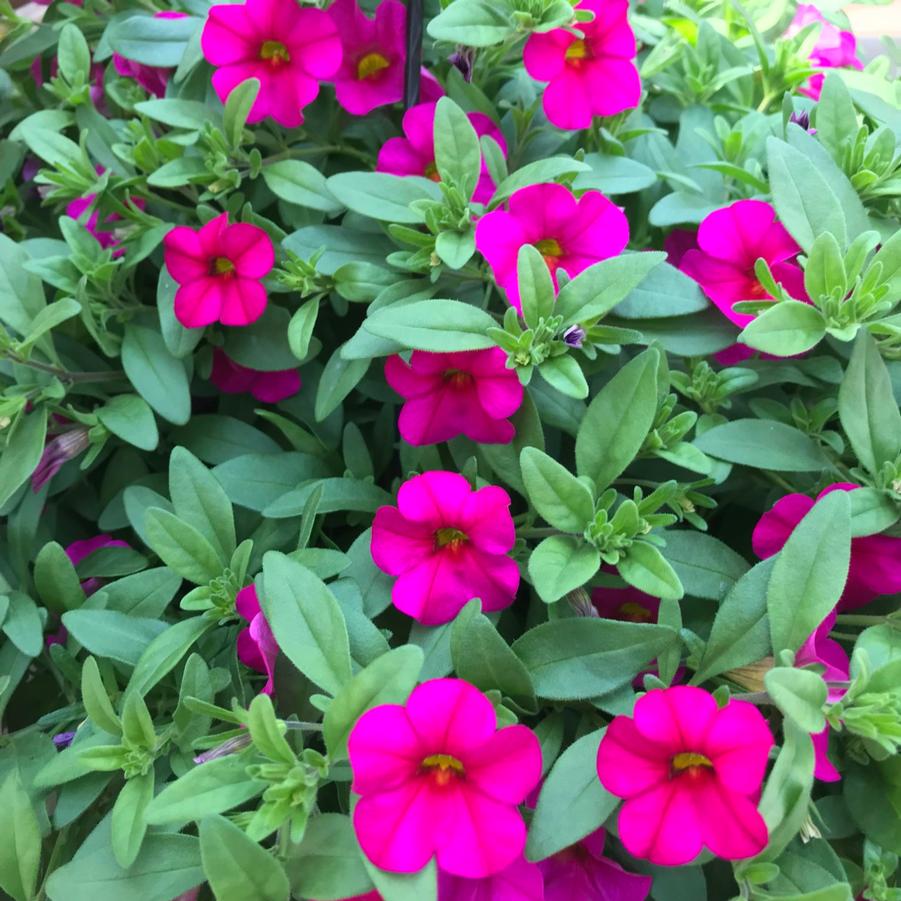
[377,102,507,204]
[540,829,652,901]
[475,182,629,312]
[752,483,901,610]
[523,0,641,130]
[66,192,146,257]
[796,611,849,782]
[592,582,660,623]
[201,0,341,128]
[785,4,863,100]
[235,585,278,695]
[384,349,523,446]
[663,229,698,267]
[163,213,274,328]
[370,471,520,625]
[597,685,773,865]
[31,428,90,492]
[114,11,188,97]
[679,200,807,328]
[439,856,543,901]
[210,348,301,403]
[348,678,542,877]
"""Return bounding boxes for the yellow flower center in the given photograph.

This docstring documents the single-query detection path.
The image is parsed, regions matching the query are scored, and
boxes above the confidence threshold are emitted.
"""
[565,39,590,63]
[670,751,713,779]
[357,51,391,80]
[259,40,291,66]
[618,601,653,623]
[421,753,465,786]
[434,527,468,552]
[534,237,564,269]
[424,162,441,182]
[443,368,473,387]
[212,257,235,277]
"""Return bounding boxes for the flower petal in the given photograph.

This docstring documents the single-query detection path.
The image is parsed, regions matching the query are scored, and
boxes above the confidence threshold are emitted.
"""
[618,781,704,866]
[405,678,497,756]
[464,724,542,804]
[348,704,422,794]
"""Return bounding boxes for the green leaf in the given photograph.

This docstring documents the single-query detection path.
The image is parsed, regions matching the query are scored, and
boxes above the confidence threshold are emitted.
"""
[426,0,514,47]
[574,152,657,194]
[363,857,437,901]
[200,815,290,901]
[815,74,858,158]
[0,407,47,508]
[135,99,213,130]
[111,771,154,868]
[512,619,679,699]
[528,536,601,603]
[61,610,167,666]
[326,173,438,223]
[107,12,198,66]
[434,97,481,199]
[660,531,749,601]
[848,486,900,537]
[157,265,203,359]
[363,300,495,353]
[520,447,594,532]
[81,656,122,735]
[0,232,46,339]
[2,592,43,658]
[575,349,659,488]
[539,355,589,399]
[517,244,556,329]
[434,229,476,269]
[263,161,342,215]
[450,600,537,711]
[57,24,91,83]
[838,331,901,475]
[490,157,591,205]
[261,552,353,695]
[122,324,191,426]
[18,297,81,352]
[144,508,225,585]
[263,477,391,519]
[34,540,86,613]
[768,490,851,654]
[287,297,320,361]
[323,646,423,761]
[97,395,159,452]
[765,667,827,733]
[693,419,829,471]
[872,227,901,301]
[213,452,330,513]
[739,302,826,356]
[613,261,709,319]
[127,615,211,698]
[223,78,259,147]
[555,254,665,326]
[844,758,901,854]
[314,349,369,422]
[526,729,617,860]
[618,542,684,600]
[0,772,41,901]
[145,756,264,825]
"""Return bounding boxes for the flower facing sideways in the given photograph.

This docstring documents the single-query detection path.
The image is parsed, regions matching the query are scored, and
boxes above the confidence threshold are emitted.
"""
[370,471,520,625]
[785,4,862,100]
[201,0,341,127]
[597,685,773,866]
[113,11,188,97]
[235,585,278,695]
[475,182,629,312]
[210,349,301,404]
[523,0,641,130]
[384,348,523,446]
[348,678,542,877]
[377,102,508,204]
[163,213,274,328]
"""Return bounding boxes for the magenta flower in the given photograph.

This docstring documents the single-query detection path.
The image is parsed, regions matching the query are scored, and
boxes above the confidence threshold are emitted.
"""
[201,0,341,128]
[523,0,641,130]
[66,190,146,258]
[377,102,508,204]
[210,348,301,404]
[592,581,660,623]
[384,349,523,446]
[348,678,542,877]
[540,829,652,901]
[163,213,274,328]
[31,428,90,492]
[235,585,278,695]
[663,228,698,267]
[597,686,773,865]
[439,855,543,901]
[114,11,188,97]
[475,182,629,312]
[796,610,849,782]
[753,483,901,610]
[679,200,807,328]
[371,471,520,625]
[785,4,863,100]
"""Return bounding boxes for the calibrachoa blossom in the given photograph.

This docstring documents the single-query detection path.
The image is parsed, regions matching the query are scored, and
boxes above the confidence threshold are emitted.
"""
[592,581,660,623]
[384,348,523,446]
[679,200,807,328]
[523,0,641,130]
[163,213,274,328]
[348,678,542,877]
[113,11,188,97]
[785,4,863,100]
[597,685,773,865]
[370,471,520,625]
[235,585,278,694]
[539,829,652,901]
[752,483,901,609]
[796,610,849,782]
[66,189,146,257]
[210,348,301,403]
[377,102,507,204]
[201,0,341,128]
[475,182,629,312]
[439,855,543,901]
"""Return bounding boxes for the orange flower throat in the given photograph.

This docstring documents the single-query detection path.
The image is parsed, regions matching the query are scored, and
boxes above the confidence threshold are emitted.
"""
[212,257,235,277]
[421,753,465,786]
[434,527,468,552]
[533,237,563,269]
[260,40,291,67]
[670,751,713,780]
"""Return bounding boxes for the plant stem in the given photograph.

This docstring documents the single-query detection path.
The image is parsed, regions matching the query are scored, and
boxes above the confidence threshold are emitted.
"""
[6,353,123,384]
[835,614,888,626]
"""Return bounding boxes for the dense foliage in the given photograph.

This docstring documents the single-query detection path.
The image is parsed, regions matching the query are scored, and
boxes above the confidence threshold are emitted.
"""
[0,0,900,898]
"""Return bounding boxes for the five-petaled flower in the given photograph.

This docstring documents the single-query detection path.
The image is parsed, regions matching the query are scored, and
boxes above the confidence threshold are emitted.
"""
[163,213,275,328]
[348,678,542,877]
[475,182,629,312]
[201,0,342,127]
[523,0,641,130]
[597,685,773,865]
[384,348,523,446]
[370,471,520,625]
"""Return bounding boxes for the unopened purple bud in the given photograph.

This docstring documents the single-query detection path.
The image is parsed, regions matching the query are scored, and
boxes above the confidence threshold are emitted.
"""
[789,110,815,134]
[31,428,90,492]
[448,46,476,82]
[563,325,586,348]
[53,732,76,749]
[193,732,252,764]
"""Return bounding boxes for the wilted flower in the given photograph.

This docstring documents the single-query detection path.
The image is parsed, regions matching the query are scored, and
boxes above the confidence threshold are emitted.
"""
[371,471,520,624]
[348,678,542,877]
[31,427,90,492]
[163,213,274,328]
[113,11,188,97]
[384,348,523,446]
[210,349,301,403]
[235,584,278,695]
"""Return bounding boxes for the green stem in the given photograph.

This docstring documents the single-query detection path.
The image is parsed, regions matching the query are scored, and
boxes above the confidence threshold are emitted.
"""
[835,614,888,626]
[517,527,568,538]
[6,354,123,384]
